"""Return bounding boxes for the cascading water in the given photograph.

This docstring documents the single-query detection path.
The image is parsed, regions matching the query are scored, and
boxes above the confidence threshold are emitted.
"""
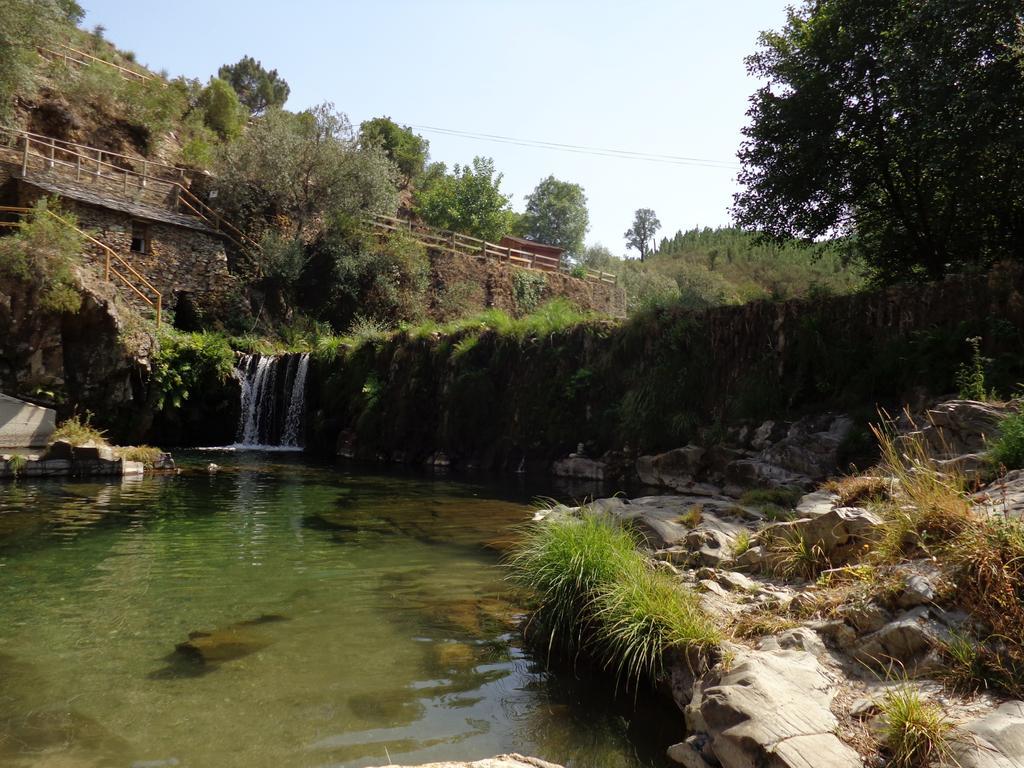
[234,353,310,448]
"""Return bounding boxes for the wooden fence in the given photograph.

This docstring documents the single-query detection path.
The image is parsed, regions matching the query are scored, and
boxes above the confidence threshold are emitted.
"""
[368,213,617,285]
[0,127,259,254]
[37,44,160,84]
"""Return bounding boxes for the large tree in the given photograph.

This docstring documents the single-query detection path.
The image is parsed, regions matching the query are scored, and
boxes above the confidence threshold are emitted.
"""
[217,55,290,115]
[519,175,589,259]
[624,208,661,261]
[414,156,516,242]
[733,0,1024,282]
[214,103,399,244]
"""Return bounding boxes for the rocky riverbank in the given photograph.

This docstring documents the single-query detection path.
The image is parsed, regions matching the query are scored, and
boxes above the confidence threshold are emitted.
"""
[516,397,1024,768]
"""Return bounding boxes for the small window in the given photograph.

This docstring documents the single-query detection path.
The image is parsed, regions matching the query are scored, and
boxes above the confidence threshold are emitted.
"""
[130,221,149,254]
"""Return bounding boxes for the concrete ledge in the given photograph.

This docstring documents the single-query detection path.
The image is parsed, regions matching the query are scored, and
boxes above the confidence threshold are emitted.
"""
[0,394,56,449]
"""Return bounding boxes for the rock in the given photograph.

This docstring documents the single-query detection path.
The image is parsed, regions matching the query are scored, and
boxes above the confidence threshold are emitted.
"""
[794,490,837,518]
[837,602,891,634]
[207,463,219,473]
[975,469,1024,520]
[763,506,881,564]
[895,571,938,608]
[636,445,712,492]
[725,458,814,491]
[551,456,606,480]
[43,439,75,460]
[366,756,563,768]
[691,647,863,768]
[758,627,828,659]
[667,738,714,768]
[850,607,944,668]
[951,700,1024,768]
[911,399,1014,458]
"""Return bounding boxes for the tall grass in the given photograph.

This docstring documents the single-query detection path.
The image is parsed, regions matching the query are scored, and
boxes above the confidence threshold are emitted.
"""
[507,514,718,687]
[52,415,108,446]
[877,686,952,768]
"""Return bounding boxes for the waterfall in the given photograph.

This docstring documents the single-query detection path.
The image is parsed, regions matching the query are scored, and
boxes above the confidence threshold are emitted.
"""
[234,353,310,449]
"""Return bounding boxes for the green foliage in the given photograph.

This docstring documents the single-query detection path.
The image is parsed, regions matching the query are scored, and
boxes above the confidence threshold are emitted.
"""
[0,198,82,314]
[150,330,235,410]
[734,0,1024,282]
[7,453,27,477]
[990,410,1024,470]
[624,208,661,261]
[414,156,516,242]
[877,686,952,768]
[217,55,289,115]
[511,270,547,314]
[740,488,803,509]
[313,225,430,329]
[519,175,589,259]
[955,336,996,401]
[358,117,429,180]
[215,104,399,243]
[618,261,681,313]
[578,244,618,272]
[0,0,79,125]
[507,513,717,686]
[199,77,247,140]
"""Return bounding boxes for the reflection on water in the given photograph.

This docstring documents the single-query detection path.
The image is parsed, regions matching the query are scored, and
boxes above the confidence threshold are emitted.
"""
[0,453,675,768]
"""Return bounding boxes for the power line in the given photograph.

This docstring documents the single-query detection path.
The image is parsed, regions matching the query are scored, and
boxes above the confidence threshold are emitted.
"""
[405,123,741,170]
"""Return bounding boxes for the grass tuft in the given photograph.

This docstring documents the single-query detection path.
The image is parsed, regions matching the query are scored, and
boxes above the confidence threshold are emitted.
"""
[825,474,892,507]
[115,445,163,468]
[732,530,752,557]
[877,686,953,768]
[507,513,718,687]
[766,530,830,580]
[51,415,108,446]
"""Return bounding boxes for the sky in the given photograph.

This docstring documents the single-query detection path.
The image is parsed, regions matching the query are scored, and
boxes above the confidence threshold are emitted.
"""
[80,1,790,255]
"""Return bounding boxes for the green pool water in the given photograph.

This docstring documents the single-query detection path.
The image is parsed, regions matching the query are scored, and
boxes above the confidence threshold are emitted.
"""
[0,452,677,768]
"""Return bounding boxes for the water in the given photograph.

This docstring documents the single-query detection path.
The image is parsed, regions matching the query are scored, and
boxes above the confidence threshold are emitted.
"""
[0,454,677,768]
[235,353,309,448]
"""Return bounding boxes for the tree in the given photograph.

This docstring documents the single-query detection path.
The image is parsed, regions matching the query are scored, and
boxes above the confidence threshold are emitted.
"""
[198,77,246,139]
[215,103,399,245]
[733,0,1024,282]
[624,208,661,261]
[578,243,619,272]
[519,176,589,259]
[217,55,290,115]
[414,156,516,242]
[0,0,82,125]
[358,117,429,180]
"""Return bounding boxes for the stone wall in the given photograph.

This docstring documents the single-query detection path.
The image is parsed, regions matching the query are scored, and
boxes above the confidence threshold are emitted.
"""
[429,248,626,319]
[306,263,1024,470]
[15,180,238,317]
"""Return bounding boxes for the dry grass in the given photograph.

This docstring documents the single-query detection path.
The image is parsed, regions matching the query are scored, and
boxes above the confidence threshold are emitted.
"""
[825,474,892,507]
[115,445,163,467]
[51,415,108,447]
[732,608,799,639]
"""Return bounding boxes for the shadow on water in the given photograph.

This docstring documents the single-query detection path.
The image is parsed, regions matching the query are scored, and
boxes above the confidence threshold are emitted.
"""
[0,450,675,768]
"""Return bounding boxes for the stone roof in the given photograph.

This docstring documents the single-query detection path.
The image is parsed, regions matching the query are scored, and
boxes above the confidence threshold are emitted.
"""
[19,177,223,235]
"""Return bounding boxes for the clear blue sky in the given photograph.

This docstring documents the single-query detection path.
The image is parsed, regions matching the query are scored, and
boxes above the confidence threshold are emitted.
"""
[81,1,789,254]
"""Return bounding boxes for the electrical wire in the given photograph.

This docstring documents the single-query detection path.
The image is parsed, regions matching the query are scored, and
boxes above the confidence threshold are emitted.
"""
[405,123,740,170]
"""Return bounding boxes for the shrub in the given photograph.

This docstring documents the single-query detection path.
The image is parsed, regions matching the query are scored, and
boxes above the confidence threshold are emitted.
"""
[989,410,1024,470]
[955,336,995,401]
[0,199,82,314]
[511,270,547,315]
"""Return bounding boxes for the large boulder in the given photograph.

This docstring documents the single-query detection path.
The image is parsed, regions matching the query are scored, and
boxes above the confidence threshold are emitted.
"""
[950,700,1024,768]
[682,646,863,768]
[0,393,55,448]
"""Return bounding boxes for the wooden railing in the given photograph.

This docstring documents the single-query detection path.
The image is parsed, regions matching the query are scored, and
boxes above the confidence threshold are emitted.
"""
[0,205,162,326]
[37,44,159,84]
[367,213,618,285]
[0,127,260,254]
